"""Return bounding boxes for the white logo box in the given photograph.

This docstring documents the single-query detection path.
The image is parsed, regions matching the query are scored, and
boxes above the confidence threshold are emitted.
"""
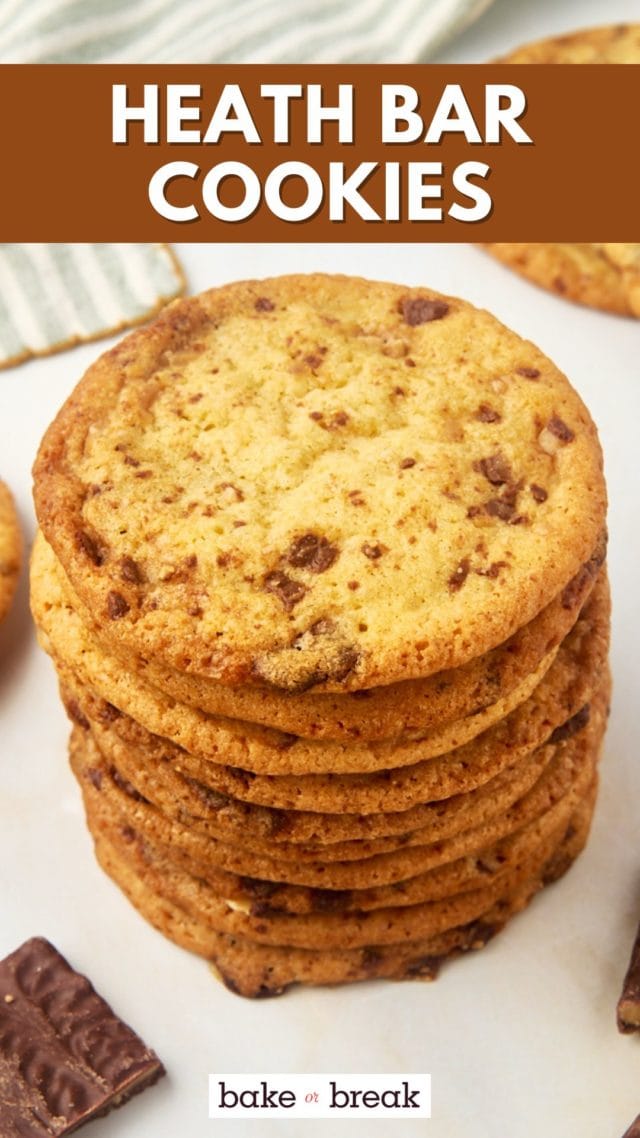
[209,1073,431,1119]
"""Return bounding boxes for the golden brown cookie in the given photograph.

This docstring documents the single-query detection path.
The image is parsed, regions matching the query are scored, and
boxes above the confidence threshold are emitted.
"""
[485,244,640,319]
[83,749,594,918]
[58,570,609,819]
[69,578,609,859]
[33,531,606,773]
[487,28,640,316]
[34,527,603,743]
[33,275,606,693]
[0,479,22,623]
[497,23,640,64]
[70,689,606,890]
[86,792,579,952]
[121,537,604,736]
[82,713,556,857]
[89,782,596,995]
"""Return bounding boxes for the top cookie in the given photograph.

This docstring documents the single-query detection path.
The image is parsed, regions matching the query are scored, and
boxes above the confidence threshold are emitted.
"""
[33,274,606,692]
[497,23,640,63]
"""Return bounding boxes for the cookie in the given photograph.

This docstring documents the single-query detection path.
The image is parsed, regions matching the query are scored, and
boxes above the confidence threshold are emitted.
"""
[85,788,581,952]
[59,571,609,821]
[32,532,606,774]
[0,479,22,623]
[119,540,603,737]
[485,244,640,319]
[70,690,606,890]
[114,782,596,996]
[82,713,557,857]
[89,784,595,995]
[84,752,594,917]
[33,529,604,743]
[33,275,606,693]
[72,580,608,855]
[497,23,640,64]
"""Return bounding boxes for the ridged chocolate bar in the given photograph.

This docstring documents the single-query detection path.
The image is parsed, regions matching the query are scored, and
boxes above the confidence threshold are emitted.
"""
[0,937,164,1136]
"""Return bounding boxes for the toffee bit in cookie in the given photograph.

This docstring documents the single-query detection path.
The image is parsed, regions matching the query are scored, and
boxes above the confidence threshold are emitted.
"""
[403,955,442,979]
[516,366,541,379]
[309,888,353,913]
[328,410,350,429]
[286,533,339,573]
[361,946,383,969]
[617,921,640,1033]
[263,570,307,611]
[110,766,147,803]
[475,404,501,423]
[476,560,508,579]
[303,353,325,370]
[547,416,575,442]
[399,296,450,325]
[107,590,130,619]
[448,558,470,592]
[87,767,103,790]
[475,452,513,486]
[531,483,548,503]
[120,556,143,584]
[539,416,575,454]
[399,457,416,469]
[485,497,517,522]
[65,698,90,730]
[100,701,122,722]
[361,541,387,560]
[309,617,336,637]
[254,296,275,312]
[76,529,105,566]
[217,481,244,503]
[549,704,590,745]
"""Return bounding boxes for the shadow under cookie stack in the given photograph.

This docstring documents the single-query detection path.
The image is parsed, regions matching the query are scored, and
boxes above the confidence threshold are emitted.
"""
[30,274,609,998]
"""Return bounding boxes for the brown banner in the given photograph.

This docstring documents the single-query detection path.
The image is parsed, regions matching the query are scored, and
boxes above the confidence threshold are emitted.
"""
[1,64,638,240]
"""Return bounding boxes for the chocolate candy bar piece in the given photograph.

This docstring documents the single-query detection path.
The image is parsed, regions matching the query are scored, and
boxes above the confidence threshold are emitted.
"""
[0,937,164,1136]
[622,1116,640,1138]
[617,922,640,1033]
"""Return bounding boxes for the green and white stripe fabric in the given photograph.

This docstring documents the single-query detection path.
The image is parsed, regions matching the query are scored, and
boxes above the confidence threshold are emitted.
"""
[0,0,495,64]
[0,244,184,369]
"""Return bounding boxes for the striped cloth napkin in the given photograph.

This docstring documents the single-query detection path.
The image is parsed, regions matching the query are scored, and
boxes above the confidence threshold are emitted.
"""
[0,0,495,369]
[0,245,185,370]
[0,0,494,64]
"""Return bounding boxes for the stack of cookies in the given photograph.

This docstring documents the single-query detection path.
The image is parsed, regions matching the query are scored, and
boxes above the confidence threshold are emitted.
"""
[30,274,609,997]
